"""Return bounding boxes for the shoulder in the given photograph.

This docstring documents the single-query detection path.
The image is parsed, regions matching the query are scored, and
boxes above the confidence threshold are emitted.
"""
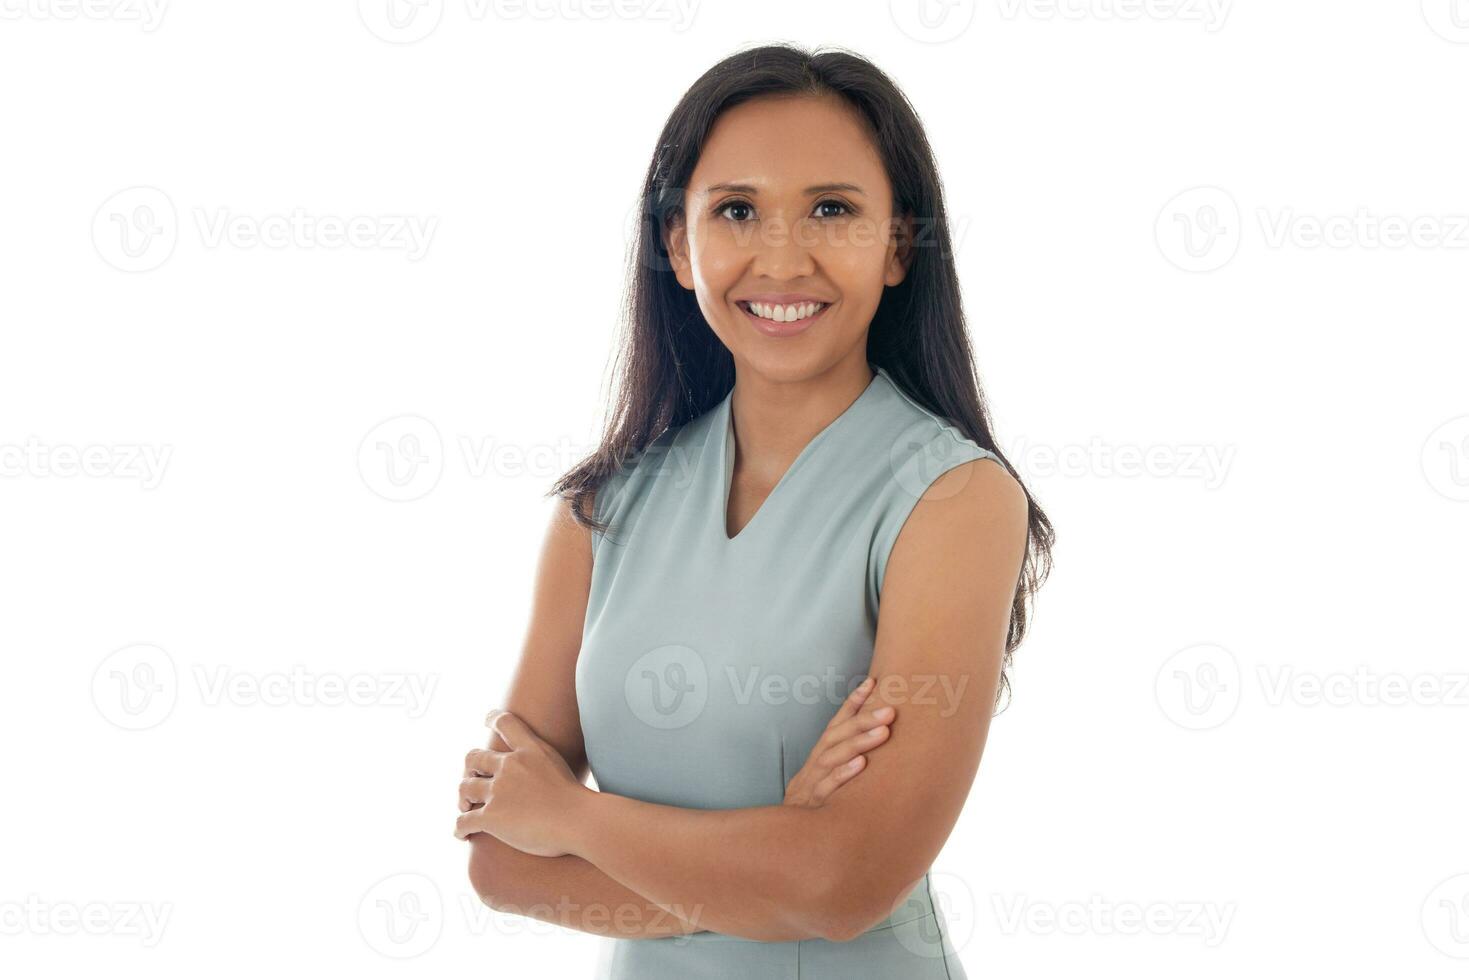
[887,452,1029,604]
[591,423,680,519]
[909,454,1028,551]
[866,379,1027,601]
[590,403,720,550]
[872,371,1019,528]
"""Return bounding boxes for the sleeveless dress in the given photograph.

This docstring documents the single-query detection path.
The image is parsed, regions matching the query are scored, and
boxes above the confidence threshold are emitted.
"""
[575,363,999,979]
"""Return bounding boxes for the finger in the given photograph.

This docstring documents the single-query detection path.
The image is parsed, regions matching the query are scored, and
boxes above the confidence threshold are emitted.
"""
[817,724,890,770]
[485,709,534,750]
[819,703,896,749]
[854,700,896,728]
[459,776,492,812]
[809,754,866,804]
[455,806,491,841]
[464,748,506,777]
[826,676,875,729]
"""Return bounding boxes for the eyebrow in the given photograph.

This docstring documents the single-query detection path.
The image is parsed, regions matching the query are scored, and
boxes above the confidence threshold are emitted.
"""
[704,181,866,197]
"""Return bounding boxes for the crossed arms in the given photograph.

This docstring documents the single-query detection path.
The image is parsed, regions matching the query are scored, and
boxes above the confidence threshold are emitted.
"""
[460,458,1027,943]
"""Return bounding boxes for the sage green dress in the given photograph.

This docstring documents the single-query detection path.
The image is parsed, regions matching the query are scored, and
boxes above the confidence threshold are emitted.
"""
[576,364,997,979]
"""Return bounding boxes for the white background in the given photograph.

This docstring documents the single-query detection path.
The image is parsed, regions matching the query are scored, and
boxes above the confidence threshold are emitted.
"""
[3,1,1467,976]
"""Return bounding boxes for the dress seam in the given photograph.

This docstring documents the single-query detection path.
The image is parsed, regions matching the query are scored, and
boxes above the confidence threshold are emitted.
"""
[879,370,998,461]
[652,908,932,944]
[923,874,955,980]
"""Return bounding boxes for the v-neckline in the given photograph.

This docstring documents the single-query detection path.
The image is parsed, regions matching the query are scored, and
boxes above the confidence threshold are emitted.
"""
[717,365,887,543]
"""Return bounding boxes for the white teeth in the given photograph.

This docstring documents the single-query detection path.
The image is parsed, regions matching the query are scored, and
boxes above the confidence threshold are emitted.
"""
[746,301,825,323]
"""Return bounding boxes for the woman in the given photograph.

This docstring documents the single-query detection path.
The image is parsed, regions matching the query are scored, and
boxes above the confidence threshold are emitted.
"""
[455,43,1053,979]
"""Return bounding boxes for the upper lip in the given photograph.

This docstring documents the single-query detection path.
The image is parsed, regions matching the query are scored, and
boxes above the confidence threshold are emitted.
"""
[735,294,833,305]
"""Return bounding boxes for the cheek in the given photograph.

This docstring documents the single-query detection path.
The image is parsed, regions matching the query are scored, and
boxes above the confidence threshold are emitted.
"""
[820,235,890,297]
[686,222,744,293]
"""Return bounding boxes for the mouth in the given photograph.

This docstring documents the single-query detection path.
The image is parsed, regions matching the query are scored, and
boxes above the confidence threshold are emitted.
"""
[736,299,833,338]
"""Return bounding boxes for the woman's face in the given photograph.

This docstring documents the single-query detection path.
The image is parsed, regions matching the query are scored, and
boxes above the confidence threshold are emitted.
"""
[666,93,911,382]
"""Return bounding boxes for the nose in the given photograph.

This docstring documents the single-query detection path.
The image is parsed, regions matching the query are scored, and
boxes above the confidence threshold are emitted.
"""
[749,212,818,281]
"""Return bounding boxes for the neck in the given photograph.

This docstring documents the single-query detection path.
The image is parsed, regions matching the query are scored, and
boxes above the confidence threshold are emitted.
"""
[726,359,876,480]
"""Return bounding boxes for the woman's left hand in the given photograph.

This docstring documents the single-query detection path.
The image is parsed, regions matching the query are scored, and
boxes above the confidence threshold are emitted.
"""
[454,709,587,857]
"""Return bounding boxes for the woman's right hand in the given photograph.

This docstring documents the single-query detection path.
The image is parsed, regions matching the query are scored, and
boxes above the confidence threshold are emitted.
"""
[782,676,896,808]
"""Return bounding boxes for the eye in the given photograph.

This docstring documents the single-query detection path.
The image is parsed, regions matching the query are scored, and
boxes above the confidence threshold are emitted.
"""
[815,198,853,219]
[713,198,856,222]
[715,199,755,222]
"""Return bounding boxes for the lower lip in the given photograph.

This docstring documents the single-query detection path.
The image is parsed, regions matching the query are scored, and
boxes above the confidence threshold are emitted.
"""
[738,302,831,338]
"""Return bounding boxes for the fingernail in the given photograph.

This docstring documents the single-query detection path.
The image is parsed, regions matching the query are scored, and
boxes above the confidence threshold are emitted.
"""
[874,706,894,720]
[847,757,863,771]
[858,677,874,690]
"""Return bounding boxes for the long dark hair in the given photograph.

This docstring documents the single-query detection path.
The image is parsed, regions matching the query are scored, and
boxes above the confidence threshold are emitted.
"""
[549,42,1054,709]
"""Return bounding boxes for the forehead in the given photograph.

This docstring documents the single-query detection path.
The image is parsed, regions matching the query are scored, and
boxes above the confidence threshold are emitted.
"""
[691,94,889,200]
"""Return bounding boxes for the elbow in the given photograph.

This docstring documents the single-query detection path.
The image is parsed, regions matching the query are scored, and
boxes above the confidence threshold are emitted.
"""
[813,911,868,944]
[809,889,890,944]
[466,834,520,911]
[807,865,922,944]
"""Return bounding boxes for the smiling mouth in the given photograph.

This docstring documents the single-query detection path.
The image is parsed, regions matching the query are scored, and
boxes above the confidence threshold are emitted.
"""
[736,300,832,336]
[737,300,829,323]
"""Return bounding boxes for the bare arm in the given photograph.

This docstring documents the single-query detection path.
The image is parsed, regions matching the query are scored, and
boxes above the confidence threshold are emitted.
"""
[464,496,704,939]
[555,459,1029,941]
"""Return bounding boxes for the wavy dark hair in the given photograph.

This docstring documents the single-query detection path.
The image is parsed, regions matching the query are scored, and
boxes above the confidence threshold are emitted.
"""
[549,42,1054,709]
